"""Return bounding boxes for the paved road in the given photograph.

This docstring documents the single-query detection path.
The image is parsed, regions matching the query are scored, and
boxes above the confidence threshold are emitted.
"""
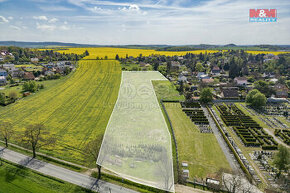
[0,146,138,193]
[202,106,240,172]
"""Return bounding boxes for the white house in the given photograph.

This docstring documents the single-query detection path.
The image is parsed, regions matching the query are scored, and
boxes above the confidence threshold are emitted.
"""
[0,76,6,85]
[234,77,248,86]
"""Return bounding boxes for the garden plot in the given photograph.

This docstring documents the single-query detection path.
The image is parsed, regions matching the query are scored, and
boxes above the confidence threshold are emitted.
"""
[97,71,174,192]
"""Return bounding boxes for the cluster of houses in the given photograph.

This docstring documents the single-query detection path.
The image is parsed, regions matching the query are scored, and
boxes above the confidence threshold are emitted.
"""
[0,50,14,62]
[164,56,288,100]
[0,61,75,86]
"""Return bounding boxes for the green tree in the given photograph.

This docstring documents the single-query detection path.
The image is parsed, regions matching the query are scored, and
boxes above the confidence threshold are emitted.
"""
[196,62,204,72]
[273,145,289,177]
[254,80,273,97]
[0,120,14,147]
[245,89,259,104]
[200,87,213,104]
[0,93,5,105]
[229,57,240,79]
[83,135,103,179]
[8,91,18,102]
[22,123,56,158]
[251,93,266,108]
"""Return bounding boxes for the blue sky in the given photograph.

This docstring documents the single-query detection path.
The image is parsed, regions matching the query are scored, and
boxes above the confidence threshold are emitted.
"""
[0,0,289,45]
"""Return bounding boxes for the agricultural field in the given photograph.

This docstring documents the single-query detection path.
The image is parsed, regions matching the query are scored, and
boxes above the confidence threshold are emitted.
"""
[54,47,219,59]
[0,160,93,193]
[0,60,121,164]
[164,102,231,179]
[97,71,174,192]
[45,47,290,60]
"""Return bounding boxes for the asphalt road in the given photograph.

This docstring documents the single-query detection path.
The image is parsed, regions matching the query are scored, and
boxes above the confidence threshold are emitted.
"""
[0,146,138,193]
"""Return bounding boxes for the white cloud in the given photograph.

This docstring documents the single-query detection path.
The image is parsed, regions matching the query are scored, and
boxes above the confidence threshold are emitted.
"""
[48,18,58,23]
[9,25,21,30]
[8,16,13,20]
[59,25,70,30]
[33,15,48,21]
[0,16,9,23]
[36,23,56,31]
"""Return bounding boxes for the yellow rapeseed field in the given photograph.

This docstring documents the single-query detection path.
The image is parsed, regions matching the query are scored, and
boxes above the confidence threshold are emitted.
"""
[45,47,290,59]
[0,60,121,164]
[56,47,219,59]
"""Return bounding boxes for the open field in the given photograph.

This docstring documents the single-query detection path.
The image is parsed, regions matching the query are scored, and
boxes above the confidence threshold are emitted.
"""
[0,60,121,164]
[98,72,174,192]
[55,47,220,59]
[43,47,290,59]
[152,80,185,101]
[164,102,231,179]
[0,160,93,193]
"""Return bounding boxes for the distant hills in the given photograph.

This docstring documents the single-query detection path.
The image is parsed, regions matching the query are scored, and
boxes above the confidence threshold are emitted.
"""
[0,41,289,51]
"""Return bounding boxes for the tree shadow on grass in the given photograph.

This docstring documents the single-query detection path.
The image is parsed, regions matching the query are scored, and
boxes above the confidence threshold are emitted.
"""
[5,158,32,183]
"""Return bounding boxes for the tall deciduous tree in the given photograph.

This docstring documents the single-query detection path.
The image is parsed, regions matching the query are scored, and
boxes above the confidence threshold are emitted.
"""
[200,87,213,104]
[273,145,289,178]
[0,120,14,147]
[22,124,56,158]
[83,135,103,179]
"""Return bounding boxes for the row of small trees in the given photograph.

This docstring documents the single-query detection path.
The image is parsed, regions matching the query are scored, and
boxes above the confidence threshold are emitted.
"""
[0,120,55,158]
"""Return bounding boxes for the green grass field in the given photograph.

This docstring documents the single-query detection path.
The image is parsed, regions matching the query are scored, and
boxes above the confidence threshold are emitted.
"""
[152,80,184,101]
[0,160,93,193]
[164,103,231,179]
[0,60,121,164]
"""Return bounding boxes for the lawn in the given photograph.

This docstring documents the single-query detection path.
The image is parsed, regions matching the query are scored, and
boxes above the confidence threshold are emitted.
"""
[0,160,93,193]
[152,80,184,101]
[164,103,231,179]
[1,78,66,98]
[0,60,121,165]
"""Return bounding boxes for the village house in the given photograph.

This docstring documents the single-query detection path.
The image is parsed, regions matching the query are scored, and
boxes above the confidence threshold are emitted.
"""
[234,77,248,86]
[221,87,239,99]
[178,75,187,83]
[171,61,180,70]
[2,63,15,70]
[0,69,8,77]
[31,58,39,63]
[211,66,221,75]
[197,72,205,79]
[23,72,35,80]
[45,71,54,76]
[201,78,214,84]
[10,68,24,78]
[0,76,6,85]
[274,84,288,98]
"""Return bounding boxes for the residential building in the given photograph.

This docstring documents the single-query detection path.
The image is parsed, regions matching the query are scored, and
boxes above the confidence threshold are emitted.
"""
[221,87,239,99]
[0,69,8,77]
[23,72,35,80]
[211,66,221,75]
[0,76,6,85]
[234,77,248,86]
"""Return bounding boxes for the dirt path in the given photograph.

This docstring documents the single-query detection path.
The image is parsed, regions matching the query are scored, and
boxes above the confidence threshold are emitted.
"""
[264,128,289,147]
[175,184,210,193]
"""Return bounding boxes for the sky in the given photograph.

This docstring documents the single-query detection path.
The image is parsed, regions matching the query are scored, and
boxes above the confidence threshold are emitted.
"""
[0,0,289,45]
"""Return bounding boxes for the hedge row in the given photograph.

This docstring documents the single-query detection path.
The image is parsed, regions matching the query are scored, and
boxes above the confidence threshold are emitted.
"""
[274,129,290,145]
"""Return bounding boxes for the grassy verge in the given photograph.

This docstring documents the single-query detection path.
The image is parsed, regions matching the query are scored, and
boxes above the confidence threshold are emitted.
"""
[0,159,93,193]
[0,142,85,172]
